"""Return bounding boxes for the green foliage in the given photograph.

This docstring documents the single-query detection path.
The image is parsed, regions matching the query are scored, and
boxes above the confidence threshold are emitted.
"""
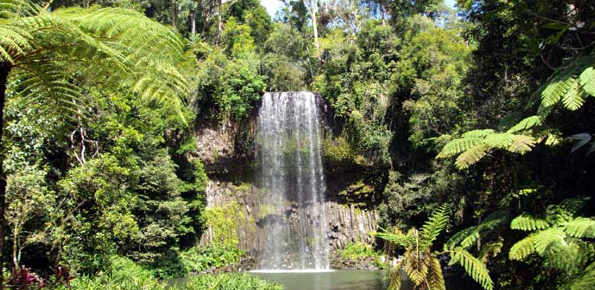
[202,202,242,248]
[184,273,283,290]
[508,198,595,281]
[180,246,244,273]
[341,242,379,260]
[51,256,168,290]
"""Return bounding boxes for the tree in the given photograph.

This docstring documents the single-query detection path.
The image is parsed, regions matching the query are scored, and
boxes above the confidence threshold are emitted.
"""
[0,0,187,285]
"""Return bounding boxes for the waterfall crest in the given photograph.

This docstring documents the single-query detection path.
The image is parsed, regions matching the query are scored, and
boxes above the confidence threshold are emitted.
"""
[256,92,330,270]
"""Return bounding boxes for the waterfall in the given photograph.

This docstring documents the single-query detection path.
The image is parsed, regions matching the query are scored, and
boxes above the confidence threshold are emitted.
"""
[256,92,330,270]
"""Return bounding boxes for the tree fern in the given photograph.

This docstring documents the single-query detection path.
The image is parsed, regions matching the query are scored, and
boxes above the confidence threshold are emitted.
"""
[437,137,483,158]
[438,54,595,168]
[378,206,493,290]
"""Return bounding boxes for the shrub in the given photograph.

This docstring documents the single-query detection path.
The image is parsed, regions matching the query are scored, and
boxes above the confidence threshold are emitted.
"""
[184,273,283,290]
[50,256,167,290]
[342,242,379,260]
[181,246,244,273]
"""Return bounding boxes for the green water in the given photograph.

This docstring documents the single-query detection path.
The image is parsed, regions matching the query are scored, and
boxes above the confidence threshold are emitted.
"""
[249,270,388,290]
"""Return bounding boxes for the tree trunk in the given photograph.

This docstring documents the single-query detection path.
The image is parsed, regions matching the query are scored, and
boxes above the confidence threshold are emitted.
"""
[0,62,11,290]
[171,0,178,28]
[191,9,197,35]
[310,4,319,52]
[215,0,223,45]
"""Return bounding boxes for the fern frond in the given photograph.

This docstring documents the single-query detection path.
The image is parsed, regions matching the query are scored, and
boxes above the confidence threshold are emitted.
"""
[427,255,446,290]
[579,66,595,97]
[506,115,543,133]
[462,129,496,138]
[455,145,487,169]
[483,133,514,149]
[511,213,550,231]
[533,227,566,255]
[508,134,535,154]
[387,258,405,290]
[0,24,31,63]
[446,226,478,250]
[449,248,494,290]
[564,217,595,239]
[562,78,586,111]
[375,231,415,248]
[565,261,595,290]
[420,204,450,250]
[437,137,482,158]
[478,241,503,263]
[404,249,429,286]
[509,235,535,260]
[541,76,572,108]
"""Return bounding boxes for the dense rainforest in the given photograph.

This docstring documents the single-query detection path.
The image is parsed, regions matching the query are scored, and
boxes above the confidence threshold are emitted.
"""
[0,0,594,289]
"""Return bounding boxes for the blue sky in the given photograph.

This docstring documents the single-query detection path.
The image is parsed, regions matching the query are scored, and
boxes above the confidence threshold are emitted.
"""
[259,0,458,17]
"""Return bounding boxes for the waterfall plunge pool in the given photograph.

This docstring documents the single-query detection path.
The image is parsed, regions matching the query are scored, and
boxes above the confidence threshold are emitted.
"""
[168,270,389,290]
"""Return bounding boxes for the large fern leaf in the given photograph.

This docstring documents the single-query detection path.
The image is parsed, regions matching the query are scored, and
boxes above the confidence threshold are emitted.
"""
[566,261,595,290]
[533,227,566,255]
[561,78,586,111]
[437,137,483,158]
[455,145,488,169]
[579,66,595,97]
[509,235,535,260]
[508,134,535,154]
[427,255,446,290]
[449,248,494,290]
[420,204,450,250]
[564,217,595,239]
[511,213,550,231]
[506,115,543,133]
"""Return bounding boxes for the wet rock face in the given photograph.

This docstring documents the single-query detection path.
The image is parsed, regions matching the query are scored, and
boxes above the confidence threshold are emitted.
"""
[199,179,379,269]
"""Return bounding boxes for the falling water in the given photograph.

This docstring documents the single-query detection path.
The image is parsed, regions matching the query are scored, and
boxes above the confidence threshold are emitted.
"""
[256,92,330,270]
